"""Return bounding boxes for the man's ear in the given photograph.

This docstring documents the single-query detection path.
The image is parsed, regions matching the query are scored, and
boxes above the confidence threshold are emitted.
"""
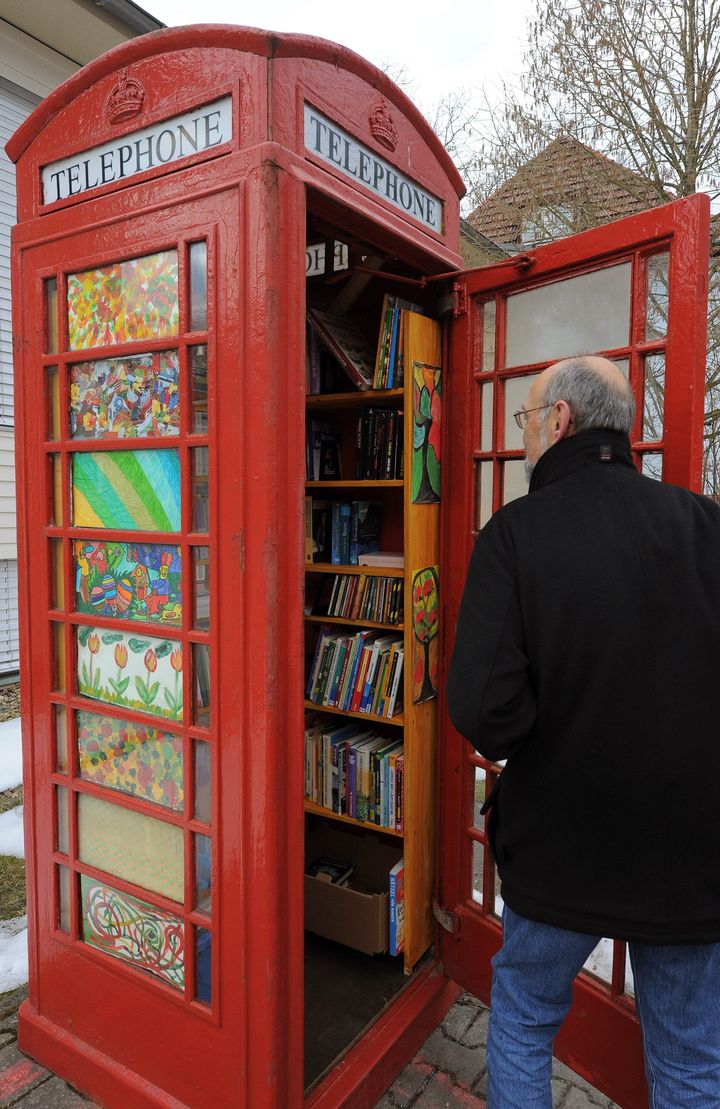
[549,400,573,445]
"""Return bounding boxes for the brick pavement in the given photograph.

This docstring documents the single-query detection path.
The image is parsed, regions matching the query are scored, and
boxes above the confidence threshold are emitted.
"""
[0,988,619,1108]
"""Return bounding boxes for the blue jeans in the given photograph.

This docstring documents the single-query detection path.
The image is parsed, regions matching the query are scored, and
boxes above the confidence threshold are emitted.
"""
[488,906,720,1108]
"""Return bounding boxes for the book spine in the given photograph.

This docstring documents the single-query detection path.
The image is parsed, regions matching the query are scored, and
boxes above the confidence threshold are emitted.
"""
[347,744,357,818]
[389,867,398,955]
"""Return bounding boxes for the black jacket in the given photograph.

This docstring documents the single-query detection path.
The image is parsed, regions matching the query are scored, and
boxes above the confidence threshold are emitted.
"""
[447,427,720,943]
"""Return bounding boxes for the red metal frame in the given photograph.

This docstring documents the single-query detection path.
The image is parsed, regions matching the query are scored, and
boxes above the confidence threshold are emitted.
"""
[438,194,710,1109]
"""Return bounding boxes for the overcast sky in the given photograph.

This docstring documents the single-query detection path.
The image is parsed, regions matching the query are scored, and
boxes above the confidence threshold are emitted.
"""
[142,1,533,115]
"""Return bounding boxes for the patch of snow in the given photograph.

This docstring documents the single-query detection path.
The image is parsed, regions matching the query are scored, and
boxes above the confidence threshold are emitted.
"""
[0,803,24,858]
[0,915,27,992]
[0,717,22,792]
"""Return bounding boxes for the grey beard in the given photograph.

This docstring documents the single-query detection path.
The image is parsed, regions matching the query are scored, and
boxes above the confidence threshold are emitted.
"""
[524,456,534,483]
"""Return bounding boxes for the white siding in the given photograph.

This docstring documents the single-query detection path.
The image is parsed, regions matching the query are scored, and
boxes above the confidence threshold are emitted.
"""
[0,558,18,673]
[0,20,77,100]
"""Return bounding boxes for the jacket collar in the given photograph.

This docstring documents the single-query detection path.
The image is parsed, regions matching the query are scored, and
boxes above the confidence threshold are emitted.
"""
[528,428,635,493]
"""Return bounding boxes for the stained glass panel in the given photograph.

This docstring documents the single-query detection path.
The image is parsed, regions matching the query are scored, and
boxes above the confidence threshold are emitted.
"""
[76,626,183,722]
[77,710,183,811]
[81,875,184,991]
[67,251,179,351]
[78,793,184,901]
[74,540,182,625]
[72,449,181,531]
[70,351,180,439]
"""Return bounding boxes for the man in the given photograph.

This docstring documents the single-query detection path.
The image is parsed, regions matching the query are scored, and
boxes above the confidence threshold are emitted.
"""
[447,356,720,1108]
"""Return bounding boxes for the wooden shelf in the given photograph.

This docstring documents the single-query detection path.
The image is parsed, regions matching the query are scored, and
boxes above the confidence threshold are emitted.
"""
[304,799,403,838]
[304,699,404,727]
[307,562,404,577]
[306,388,403,410]
[306,480,403,489]
[304,614,404,631]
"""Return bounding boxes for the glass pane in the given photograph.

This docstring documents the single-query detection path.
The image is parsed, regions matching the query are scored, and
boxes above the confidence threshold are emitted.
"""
[81,874,184,991]
[77,709,183,811]
[72,449,180,531]
[189,242,207,331]
[74,540,182,626]
[504,375,539,450]
[613,358,629,378]
[505,262,632,368]
[192,447,209,532]
[51,539,64,610]
[70,352,180,439]
[55,705,68,773]
[195,833,211,913]
[503,460,527,506]
[45,277,58,354]
[67,251,179,351]
[194,741,211,823]
[471,840,484,906]
[77,626,184,722]
[493,865,504,919]
[46,365,60,440]
[195,926,212,1003]
[57,864,70,932]
[193,546,210,630]
[483,300,496,371]
[646,252,669,340]
[51,454,63,526]
[78,793,184,901]
[53,622,66,693]
[56,785,68,854]
[193,643,210,727]
[473,765,486,828]
[643,354,665,441]
[475,460,494,530]
[191,346,208,433]
[642,452,662,481]
[583,937,614,985]
[624,954,635,998]
[480,382,493,452]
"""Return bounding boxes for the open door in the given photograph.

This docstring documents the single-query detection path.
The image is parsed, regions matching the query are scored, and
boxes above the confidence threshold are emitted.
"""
[438,194,710,1109]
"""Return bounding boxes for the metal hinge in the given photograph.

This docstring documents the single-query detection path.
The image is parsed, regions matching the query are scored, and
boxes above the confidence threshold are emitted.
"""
[433,896,459,934]
[452,280,467,318]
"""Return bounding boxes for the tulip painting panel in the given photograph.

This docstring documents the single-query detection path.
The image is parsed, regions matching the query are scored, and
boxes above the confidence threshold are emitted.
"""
[72,449,181,531]
[77,710,183,811]
[74,540,182,626]
[67,250,179,351]
[411,565,439,704]
[70,351,180,439]
[77,626,183,721]
[412,360,442,504]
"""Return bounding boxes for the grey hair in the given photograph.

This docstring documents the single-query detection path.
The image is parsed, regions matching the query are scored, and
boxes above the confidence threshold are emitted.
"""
[541,358,635,435]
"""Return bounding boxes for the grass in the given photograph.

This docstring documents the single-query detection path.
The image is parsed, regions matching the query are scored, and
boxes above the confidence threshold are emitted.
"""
[0,854,25,921]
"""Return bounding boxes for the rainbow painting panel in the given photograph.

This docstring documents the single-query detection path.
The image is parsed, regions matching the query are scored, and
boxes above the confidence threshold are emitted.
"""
[72,449,181,531]
[67,251,179,351]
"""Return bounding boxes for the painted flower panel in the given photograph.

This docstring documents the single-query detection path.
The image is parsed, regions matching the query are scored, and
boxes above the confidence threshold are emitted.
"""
[70,351,179,439]
[77,626,183,721]
[81,875,184,991]
[74,540,182,626]
[72,449,181,531]
[77,710,183,811]
[68,251,179,351]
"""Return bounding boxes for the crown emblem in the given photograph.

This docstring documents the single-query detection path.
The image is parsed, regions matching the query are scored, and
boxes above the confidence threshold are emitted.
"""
[369,100,398,151]
[105,70,145,125]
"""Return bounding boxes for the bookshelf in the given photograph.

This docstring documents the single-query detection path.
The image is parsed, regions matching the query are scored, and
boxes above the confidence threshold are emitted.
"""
[304,301,441,973]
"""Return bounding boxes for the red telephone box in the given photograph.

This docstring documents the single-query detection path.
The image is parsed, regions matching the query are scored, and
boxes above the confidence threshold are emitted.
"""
[5,22,710,1109]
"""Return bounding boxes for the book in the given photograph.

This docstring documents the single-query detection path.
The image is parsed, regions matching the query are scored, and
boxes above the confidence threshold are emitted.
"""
[350,501,382,564]
[331,501,352,565]
[310,500,331,562]
[385,646,404,718]
[389,858,405,955]
[308,308,375,390]
[306,857,354,886]
[358,551,404,568]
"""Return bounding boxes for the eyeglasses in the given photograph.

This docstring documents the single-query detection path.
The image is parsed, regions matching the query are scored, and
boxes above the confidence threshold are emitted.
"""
[513,404,553,430]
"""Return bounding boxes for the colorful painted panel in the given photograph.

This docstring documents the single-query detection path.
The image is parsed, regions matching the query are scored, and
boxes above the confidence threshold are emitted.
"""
[68,251,179,351]
[78,793,183,901]
[81,875,184,991]
[72,449,180,531]
[70,351,180,439]
[77,627,183,721]
[75,541,182,626]
[412,360,442,504]
[77,710,183,811]
[411,565,439,704]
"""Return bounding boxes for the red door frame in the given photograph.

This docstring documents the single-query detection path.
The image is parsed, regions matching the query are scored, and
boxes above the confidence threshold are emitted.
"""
[437,194,710,1109]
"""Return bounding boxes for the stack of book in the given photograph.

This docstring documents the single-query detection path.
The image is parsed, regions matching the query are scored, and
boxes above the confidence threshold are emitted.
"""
[325,573,403,625]
[304,712,404,830]
[307,308,375,392]
[306,629,404,717]
[373,296,425,389]
[306,420,342,480]
[305,499,382,565]
[356,408,403,480]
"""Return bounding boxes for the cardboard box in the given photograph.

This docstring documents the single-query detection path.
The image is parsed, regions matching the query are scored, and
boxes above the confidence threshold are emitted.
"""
[305,822,402,956]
